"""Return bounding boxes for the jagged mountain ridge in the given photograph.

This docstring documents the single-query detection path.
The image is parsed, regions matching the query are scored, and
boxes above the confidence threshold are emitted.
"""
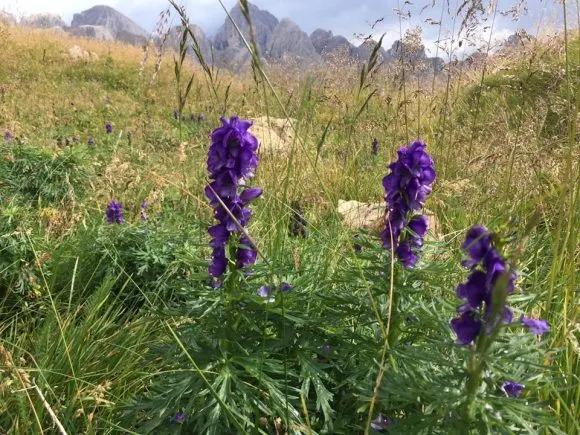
[12,2,446,72]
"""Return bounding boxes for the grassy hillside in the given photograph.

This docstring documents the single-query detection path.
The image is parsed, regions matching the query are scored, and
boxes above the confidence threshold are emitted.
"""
[0,10,578,434]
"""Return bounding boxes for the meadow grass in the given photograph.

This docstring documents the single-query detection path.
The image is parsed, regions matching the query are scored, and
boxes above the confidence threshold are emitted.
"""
[0,2,578,433]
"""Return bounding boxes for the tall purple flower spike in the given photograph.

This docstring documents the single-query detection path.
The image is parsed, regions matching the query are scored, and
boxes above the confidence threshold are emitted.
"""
[381,140,436,268]
[206,117,261,282]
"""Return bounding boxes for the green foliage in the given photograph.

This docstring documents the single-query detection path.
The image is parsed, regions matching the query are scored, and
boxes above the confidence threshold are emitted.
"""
[0,144,90,205]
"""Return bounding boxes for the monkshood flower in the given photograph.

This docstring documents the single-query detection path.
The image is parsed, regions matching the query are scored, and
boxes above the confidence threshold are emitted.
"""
[381,140,436,268]
[370,414,394,432]
[4,131,13,142]
[451,226,516,345]
[372,138,379,156]
[105,122,113,134]
[106,200,123,224]
[206,116,261,281]
[501,381,524,398]
[521,316,549,336]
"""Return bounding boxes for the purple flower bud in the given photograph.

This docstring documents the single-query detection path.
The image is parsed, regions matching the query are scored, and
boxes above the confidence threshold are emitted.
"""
[88,137,95,146]
[105,122,112,134]
[140,200,148,221]
[372,138,379,156]
[451,311,482,345]
[173,110,179,120]
[501,381,524,398]
[280,282,293,293]
[370,414,394,432]
[258,285,271,298]
[521,317,549,336]
[174,412,186,423]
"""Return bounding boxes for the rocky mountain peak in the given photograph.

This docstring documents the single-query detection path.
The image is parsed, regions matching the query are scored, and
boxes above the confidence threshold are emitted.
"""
[71,5,149,45]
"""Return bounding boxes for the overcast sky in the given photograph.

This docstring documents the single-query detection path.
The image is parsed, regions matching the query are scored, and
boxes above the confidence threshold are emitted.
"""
[1,0,570,56]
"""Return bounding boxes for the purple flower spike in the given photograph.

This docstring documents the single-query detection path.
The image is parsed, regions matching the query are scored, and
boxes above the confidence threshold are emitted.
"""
[105,200,123,224]
[381,140,435,268]
[205,117,261,280]
[105,122,112,134]
[451,225,516,345]
[502,381,524,398]
[521,317,549,336]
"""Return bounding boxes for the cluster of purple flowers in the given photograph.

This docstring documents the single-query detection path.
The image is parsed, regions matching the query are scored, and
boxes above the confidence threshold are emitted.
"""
[205,116,261,281]
[451,226,516,345]
[106,200,123,224]
[381,140,436,268]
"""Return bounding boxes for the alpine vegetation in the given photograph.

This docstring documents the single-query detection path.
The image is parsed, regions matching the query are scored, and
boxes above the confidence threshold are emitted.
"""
[205,116,261,284]
[381,140,436,268]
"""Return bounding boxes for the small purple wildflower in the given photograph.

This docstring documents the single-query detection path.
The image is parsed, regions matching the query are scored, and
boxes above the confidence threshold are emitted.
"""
[381,140,435,268]
[88,137,95,147]
[173,109,179,120]
[521,317,549,336]
[4,131,13,142]
[502,381,524,398]
[372,138,379,156]
[370,414,394,432]
[258,285,271,298]
[190,114,197,122]
[105,122,112,134]
[353,234,362,253]
[451,225,516,345]
[280,282,293,293]
[106,200,123,224]
[140,200,148,221]
[206,117,261,281]
[174,412,186,423]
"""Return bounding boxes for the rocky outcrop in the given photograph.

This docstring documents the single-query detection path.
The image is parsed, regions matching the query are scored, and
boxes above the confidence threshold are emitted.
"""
[251,116,296,155]
[310,28,359,58]
[21,13,66,29]
[68,45,100,61]
[268,19,317,61]
[71,5,148,45]
[69,25,114,41]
